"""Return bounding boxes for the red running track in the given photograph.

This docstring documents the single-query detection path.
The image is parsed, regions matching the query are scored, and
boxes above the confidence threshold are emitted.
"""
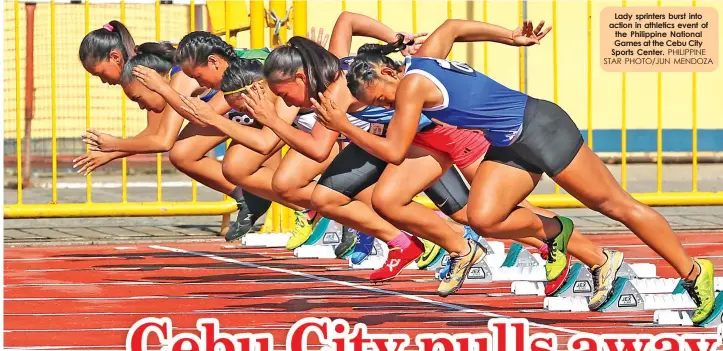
[5,232,723,350]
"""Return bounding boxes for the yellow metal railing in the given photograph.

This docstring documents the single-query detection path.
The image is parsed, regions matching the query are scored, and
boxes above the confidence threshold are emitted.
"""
[5,0,723,225]
[4,0,243,220]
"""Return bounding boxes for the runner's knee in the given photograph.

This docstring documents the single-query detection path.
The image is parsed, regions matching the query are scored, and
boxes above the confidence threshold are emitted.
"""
[311,187,351,215]
[370,189,400,220]
[468,204,506,238]
[169,145,192,170]
[271,172,302,204]
[221,159,254,186]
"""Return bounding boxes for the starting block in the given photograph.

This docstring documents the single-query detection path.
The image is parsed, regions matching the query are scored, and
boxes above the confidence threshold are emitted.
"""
[241,232,291,248]
[514,262,659,297]
[294,219,342,259]
[544,270,718,313]
[653,278,723,327]
[654,292,723,327]
[544,276,646,312]
[434,242,545,283]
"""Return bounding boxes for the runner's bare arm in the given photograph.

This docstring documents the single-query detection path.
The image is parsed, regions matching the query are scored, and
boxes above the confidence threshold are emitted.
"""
[415,19,550,59]
[320,76,423,165]
[262,88,351,163]
[103,72,209,153]
[212,96,296,155]
[328,12,400,58]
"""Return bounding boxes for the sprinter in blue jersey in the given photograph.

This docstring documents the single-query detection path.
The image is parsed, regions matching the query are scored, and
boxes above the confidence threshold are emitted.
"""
[341,18,715,322]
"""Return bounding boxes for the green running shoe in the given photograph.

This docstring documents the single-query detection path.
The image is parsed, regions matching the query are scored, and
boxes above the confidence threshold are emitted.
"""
[683,258,716,325]
[417,238,442,270]
[286,210,315,250]
[545,216,574,281]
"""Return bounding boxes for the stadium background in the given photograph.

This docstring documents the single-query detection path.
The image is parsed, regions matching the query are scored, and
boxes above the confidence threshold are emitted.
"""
[4,0,722,163]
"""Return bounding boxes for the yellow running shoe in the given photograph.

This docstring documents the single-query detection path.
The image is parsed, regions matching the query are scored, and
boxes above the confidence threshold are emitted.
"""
[588,249,624,311]
[417,239,442,270]
[285,210,314,250]
[683,258,716,325]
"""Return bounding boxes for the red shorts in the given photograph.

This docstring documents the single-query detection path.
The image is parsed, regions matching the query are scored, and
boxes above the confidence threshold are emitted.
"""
[412,124,490,169]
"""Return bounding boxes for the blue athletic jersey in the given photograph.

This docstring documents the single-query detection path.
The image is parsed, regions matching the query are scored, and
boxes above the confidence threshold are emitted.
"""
[404,56,528,146]
[349,106,433,132]
[341,56,433,132]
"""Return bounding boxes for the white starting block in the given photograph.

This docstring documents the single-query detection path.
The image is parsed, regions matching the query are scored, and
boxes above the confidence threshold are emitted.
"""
[348,238,418,270]
[544,276,645,312]
[241,233,291,248]
[294,219,343,259]
[654,279,723,327]
[434,242,545,283]
[654,292,723,328]
[544,271,722,313]
[514,262,659,297]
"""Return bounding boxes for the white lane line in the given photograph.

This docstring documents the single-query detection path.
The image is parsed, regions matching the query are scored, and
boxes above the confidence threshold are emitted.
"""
[4,294,375,301]
[4,280,314,288]
[150,245,586,335]
[5,311,429,317]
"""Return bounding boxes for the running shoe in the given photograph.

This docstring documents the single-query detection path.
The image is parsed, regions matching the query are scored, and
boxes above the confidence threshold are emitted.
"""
[351,233,375,265]
[683,258,716,325]
[225,201,256,242]
[544,251,572,296]
[437,239,485,297]
[437,228,484,279]
[587,249,624,310]
[417,238,442,270]
[545,216,574,281]
[369,236,425,282]
[335,226,359,259]
[285,210,315,250]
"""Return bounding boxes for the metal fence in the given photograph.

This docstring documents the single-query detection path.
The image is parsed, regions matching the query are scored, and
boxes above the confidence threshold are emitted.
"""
[4,0,723,228]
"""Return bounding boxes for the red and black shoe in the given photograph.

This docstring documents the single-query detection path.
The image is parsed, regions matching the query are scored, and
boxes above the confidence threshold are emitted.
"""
[369,236,425,283]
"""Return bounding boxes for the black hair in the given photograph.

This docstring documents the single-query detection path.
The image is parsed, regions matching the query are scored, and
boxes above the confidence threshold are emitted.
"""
[220,58,264,95]
[79,20,136,68]
[120,42,176,84]
[262,36,341,98]
[346,35,410,98]
[174,31,238,67]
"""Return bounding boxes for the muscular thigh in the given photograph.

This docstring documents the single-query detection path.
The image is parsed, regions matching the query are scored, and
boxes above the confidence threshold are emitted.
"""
[376,145,452,202]
[273,145,340,188]
[223,141,283,177]
[171,122,228,161]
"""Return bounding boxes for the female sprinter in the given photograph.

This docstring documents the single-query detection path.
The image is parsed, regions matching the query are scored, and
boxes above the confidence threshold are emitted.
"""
[342,18,715,321]
[141,31,344,248]
[76,23,272,241]
[307,12,606,297]
[254,22,486,287]
[177,37,445,279]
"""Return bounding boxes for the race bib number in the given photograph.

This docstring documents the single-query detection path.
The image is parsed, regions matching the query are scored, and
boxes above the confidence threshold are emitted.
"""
[228,111,255,126]
[369,123,385,136]
[434,59,476,76]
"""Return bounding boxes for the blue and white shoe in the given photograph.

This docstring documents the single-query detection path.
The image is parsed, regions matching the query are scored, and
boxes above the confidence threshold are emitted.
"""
[351,233,375,265]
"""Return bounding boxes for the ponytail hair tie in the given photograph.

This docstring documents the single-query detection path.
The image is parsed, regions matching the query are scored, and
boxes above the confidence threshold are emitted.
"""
[103,23,114,32]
